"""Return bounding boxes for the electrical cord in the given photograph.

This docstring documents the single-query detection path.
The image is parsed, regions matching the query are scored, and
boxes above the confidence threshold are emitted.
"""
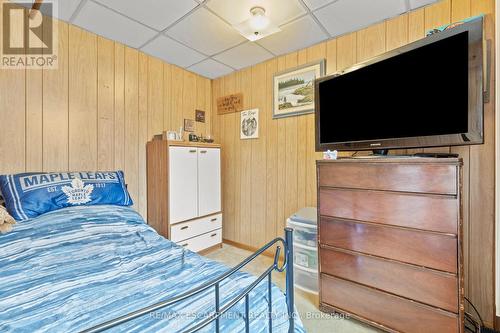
[464,311,480,333]
[465,296,484,327]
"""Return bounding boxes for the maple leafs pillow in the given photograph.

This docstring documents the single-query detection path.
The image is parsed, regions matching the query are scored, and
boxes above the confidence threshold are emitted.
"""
[0,171,133,221]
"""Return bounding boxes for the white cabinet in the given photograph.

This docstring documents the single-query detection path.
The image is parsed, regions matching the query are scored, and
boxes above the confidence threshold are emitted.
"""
[148,143,222,253]
[198,148,221,217]
[168,147,199,223]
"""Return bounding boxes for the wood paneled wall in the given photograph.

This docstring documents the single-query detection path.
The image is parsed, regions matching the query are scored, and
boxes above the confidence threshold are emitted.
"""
[0,7,212,219]
[0,0,495,326]
[212,0,496,326]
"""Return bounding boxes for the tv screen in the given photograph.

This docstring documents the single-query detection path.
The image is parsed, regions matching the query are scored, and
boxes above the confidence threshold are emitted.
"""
[316,17,484,152]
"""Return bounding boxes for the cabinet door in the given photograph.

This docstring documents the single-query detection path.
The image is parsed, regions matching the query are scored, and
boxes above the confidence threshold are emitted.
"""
[169,147,198,223]
[198,148,221,216]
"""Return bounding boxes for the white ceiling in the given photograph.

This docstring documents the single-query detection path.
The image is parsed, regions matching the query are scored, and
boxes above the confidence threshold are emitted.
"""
[12,0,440,79]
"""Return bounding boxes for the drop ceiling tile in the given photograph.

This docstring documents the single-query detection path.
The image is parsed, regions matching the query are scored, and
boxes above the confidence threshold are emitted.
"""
[73,1,157,48]
[409,0,439,9]
[258,15,328,56]
[314,0,407,37]
[302,0,337,11]
[188,59,233,79]
[94,0,198,31]
[166,8,245,56]
[10,0,82,21]
[141,35,206,68]
[207,0,306,26]
[213,42,274,70]
[46,0,82,21]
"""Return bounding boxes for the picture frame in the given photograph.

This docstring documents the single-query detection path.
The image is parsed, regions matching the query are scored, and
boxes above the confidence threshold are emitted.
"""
[195,110,206,123]
[273,59,325,119]
[184,119,195,132]
[240,109,259,140]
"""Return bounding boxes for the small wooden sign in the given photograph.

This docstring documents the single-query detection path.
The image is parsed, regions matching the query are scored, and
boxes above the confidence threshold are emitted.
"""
[217,93,244,115]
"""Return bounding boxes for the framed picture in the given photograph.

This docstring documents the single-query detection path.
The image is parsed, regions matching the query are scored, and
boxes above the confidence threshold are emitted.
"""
[184,119,195,132]
[273,60,325,119]
[240,109,259,140]
[195,110,206,123]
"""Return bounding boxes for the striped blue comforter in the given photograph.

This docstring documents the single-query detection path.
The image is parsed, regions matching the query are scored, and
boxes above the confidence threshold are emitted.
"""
[0,205,304,333]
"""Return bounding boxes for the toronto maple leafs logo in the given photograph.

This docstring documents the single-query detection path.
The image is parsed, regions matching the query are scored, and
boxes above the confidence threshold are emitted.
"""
[61,179,94,205]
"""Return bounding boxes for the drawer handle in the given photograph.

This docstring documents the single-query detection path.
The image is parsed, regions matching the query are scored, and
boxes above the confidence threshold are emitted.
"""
[210,218,217,222]
[181,226,189,230]
[181,243,189,247]
[200,150,207,154]
[211,233,217,237]
[189,149,197,153]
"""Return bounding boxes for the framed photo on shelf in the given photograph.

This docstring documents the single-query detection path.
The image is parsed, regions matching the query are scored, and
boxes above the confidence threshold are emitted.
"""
[273,60,325,119]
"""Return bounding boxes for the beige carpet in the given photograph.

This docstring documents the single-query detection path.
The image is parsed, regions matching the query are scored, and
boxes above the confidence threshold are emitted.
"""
[205,244,381,333]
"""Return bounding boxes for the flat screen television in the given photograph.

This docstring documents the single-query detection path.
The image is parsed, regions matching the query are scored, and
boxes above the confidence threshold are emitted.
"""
[315,17,484,152]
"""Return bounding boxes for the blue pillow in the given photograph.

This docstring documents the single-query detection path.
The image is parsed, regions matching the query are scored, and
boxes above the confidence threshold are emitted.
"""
[0,171,133,221]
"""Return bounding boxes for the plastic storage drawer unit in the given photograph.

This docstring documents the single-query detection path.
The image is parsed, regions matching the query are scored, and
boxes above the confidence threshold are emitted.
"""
[287,220,317,247]
[294,265,319,294]
[294,243,318,270]
[287,207,318,294]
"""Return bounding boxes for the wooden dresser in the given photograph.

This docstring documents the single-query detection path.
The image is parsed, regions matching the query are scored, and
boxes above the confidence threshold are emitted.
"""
[317,157,463,333]
[147,140,222,253]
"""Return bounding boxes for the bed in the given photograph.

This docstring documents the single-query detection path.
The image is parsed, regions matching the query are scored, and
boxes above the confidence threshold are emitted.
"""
[0,205,304,332]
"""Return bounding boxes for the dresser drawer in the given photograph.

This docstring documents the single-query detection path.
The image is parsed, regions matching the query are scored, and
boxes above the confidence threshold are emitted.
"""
[321,275,459,333]
[170,214,222,242]
[178,229,222,252]
[320,248,458,312]
[318,162,457,195]
[320,218,457,273]
[319,188,458,234]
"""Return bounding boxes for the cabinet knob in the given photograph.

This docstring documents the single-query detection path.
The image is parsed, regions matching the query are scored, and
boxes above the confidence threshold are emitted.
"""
[189,149,196,153]
[181,226,189,230]
[181,243,189,247]
[211,233,217,237]
[211,218,217,222]
[200,150,207,154]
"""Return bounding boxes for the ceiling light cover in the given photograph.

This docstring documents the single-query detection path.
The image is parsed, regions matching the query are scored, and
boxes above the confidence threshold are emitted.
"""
[234,7,281,42]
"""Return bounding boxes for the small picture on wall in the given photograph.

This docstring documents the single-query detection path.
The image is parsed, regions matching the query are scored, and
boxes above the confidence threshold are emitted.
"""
[184,119,195,132]
[195,110,206,123]
[241,109,259,140]
[273,60,325,119]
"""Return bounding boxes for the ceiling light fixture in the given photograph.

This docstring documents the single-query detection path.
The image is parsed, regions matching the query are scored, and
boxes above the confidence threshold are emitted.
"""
[234,6,281,42]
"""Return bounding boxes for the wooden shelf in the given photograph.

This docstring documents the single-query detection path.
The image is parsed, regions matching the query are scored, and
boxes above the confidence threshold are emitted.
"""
[166,140,221,148]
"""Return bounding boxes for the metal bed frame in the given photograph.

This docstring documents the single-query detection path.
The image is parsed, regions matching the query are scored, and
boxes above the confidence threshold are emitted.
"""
[81,228,295,333]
